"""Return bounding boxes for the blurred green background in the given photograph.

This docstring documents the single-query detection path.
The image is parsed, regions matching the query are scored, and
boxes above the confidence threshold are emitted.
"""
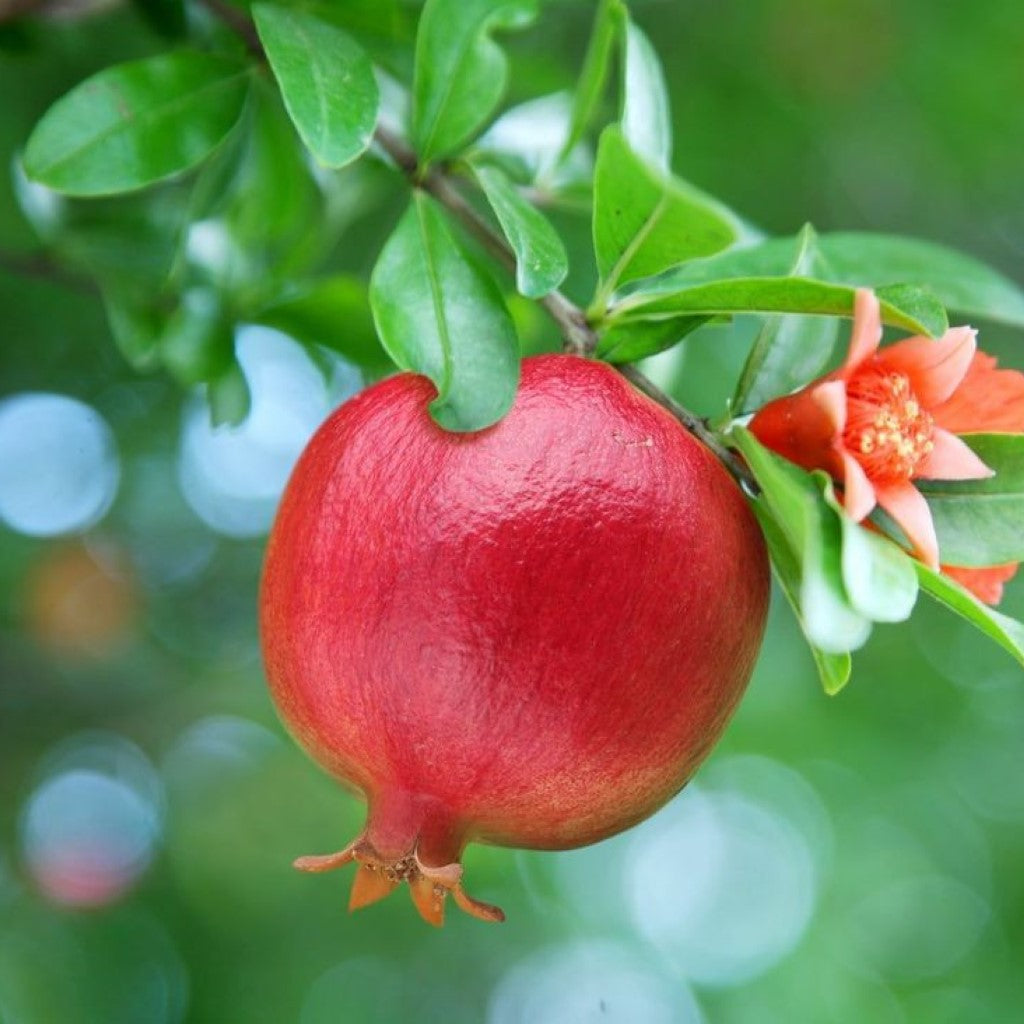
[2,2,1023,1022]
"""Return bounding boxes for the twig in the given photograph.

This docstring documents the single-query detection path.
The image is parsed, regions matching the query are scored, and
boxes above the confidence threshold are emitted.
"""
[0,0,53,25]
[373,126,597,359]
[192,0,754,486]
[618,366,755,488]
[193,0,262,55]
[0,248,94,293]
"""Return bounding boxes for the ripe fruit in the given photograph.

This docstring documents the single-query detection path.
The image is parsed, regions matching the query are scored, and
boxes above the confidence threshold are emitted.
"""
[260,354,769,925]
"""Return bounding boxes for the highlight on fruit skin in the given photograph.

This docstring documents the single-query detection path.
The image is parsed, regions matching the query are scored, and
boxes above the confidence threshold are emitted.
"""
[260,354,770,925]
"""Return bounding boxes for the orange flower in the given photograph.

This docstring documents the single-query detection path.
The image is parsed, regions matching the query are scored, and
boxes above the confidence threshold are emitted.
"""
[942,563,1018,606]
[933,350,1024,603]
[749,288,994,572]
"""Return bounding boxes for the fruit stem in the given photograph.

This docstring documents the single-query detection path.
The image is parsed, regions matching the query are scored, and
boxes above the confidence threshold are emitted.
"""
[292,789,505,927]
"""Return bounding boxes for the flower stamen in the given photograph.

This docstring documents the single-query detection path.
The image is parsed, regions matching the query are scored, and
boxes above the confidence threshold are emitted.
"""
[844,368,934,482]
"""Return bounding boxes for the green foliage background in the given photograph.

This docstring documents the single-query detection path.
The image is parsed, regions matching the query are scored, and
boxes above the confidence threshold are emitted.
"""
[1,1,1023,1022]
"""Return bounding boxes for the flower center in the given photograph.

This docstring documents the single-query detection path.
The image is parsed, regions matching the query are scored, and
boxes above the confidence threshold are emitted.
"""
[843,369,934,482]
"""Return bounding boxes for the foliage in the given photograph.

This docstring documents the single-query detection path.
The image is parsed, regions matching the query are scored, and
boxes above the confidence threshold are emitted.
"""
[16,0,1024,692]
[4,0,1024,1019]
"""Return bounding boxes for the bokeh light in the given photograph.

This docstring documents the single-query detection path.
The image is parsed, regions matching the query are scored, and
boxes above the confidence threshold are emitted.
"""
[23,540,139,659]
[162,714,281,797]
[488,940,704,1024]
[0,905,188,1024]
[0,392,119,537]
[177,326,360,537]
[2,4,1023,1022]
[624,762,820,986]
[841,873,989,981]
[301,958,406,1024]
[19,733,163,908]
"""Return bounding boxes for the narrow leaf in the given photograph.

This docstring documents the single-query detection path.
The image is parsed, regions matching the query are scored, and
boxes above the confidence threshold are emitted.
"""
[558,0,622,163]
[412,0,538,164]
[820,232,1024,329]
[919,433,1024,566]
[369,193,520,431]
[621,17,671,170]
[472,162,568,298]
[253,4,378,168]
[596,315,710,363]
[592,126,738,298]
[733,427,872,654]
[102,286,166,371]
[679,231,1024,329]
[818,474,919,623]
[613,273,947,338]
[916,562,1024,667]
[732,224,838,413]
[23,52,250,195]
[159,291,234,386]
[208,360,251,427]
[753,503,853,694]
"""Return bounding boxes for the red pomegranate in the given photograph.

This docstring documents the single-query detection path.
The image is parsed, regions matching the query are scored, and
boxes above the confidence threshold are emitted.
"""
[260,354,769,925]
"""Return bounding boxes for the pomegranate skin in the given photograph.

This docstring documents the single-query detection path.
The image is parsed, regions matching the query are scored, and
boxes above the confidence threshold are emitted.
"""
[260,354,769,923]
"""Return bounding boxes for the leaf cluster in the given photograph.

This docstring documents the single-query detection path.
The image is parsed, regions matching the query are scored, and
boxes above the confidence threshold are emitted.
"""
[16,0,1024,689]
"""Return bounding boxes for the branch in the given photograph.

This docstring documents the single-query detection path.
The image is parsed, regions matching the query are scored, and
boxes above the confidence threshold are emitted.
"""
[0,248,94,293]
[191,0,755,487]
[193,0,262,55]
[373,125,596,359]
[618,366,755,488]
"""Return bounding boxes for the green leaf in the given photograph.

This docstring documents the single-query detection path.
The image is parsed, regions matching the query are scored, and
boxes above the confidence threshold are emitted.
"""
[101,286,167,371]
[732,225,839,413]
[919,433,1024,566]
[558,0,622,164]
[256,275,390,372]
[305,0,416,78]
[23,52,250,195]
[612,273,947,338]
[752,502,853,694]
[819,232,1024,329]
[253,4,378,168]
[732,427,872,655]
[221,83,321,255]
[130,0,186,39]
[160,290,234,386]
[592,126,738,300]
[471,162,568,298]
[915,562,1024,668]
[207,360,251,427]
[412,0,538,164]
[369,192,520,431]
[620,16,671,170]
[596,315,710,363]
[818,476,919,623]
[680,231,1024,330]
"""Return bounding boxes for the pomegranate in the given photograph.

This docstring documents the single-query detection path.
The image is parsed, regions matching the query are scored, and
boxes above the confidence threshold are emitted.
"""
[260,354,769,925]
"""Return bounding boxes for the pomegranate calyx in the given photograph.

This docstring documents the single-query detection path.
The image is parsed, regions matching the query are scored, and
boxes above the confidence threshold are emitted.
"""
[293,836,504,927]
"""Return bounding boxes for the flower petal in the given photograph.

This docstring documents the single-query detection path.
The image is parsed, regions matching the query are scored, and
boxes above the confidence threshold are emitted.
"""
[932,351,1024,433]
[810,379,847,433]
[917,427,995,481]
[942,562,1019,606]
[749,380,846,476]
[875,326,977,407]
[842,288,883,375]
[874,480,939,569]
[839,451,877,521]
